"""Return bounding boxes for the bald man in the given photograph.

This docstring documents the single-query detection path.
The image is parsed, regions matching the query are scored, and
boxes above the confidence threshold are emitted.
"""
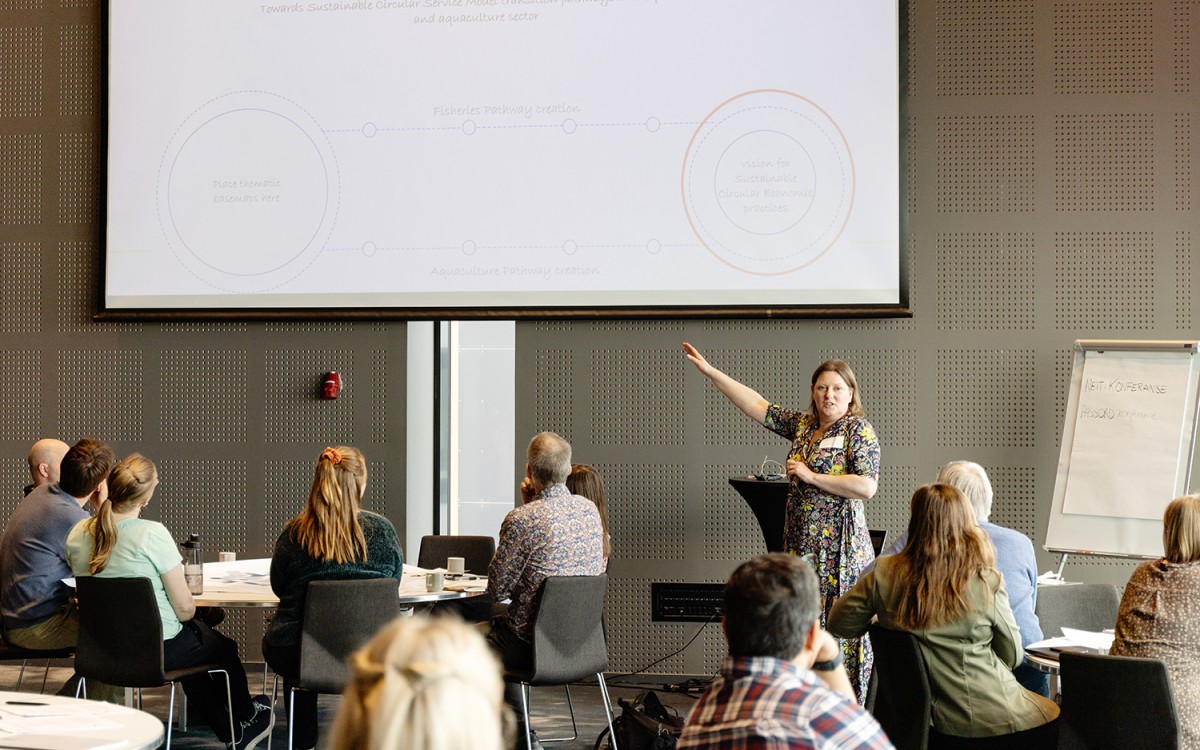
[24,439,70,496]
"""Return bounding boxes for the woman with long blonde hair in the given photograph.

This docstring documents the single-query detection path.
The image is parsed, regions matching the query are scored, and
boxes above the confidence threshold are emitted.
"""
[263,446,404,750]
[829,483,1059,749]
[330,616,510,750]
[66,454,273,749]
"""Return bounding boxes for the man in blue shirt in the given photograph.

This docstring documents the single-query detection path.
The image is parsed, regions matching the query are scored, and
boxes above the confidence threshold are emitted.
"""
[1,438,113,650]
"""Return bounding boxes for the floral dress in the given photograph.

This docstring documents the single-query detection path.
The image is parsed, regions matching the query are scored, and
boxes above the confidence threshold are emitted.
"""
[764,404,881,701]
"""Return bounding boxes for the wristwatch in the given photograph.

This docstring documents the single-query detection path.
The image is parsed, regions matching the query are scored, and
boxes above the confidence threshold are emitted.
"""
[811,650,844,672]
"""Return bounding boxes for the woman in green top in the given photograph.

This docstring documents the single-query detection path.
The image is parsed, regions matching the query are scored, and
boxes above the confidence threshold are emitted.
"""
[65,454,272,750]
[829,483,1059,749]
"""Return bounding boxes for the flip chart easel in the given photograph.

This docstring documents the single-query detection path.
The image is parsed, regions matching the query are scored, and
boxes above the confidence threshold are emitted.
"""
[1046,340,1200,564]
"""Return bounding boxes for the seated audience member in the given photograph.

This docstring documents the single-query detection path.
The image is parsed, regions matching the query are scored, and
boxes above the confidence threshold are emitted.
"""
[1111,494,1200,750]
[263,446,404,750]
[829,483,1059,750]
[24,438,70,496]
[65,454,272,749]
[1,438,113,651]
[330,616,510,750]
[566,463,612,570]
[488,432,604,750]
[679,553,893,749]
[869,461,1047,695]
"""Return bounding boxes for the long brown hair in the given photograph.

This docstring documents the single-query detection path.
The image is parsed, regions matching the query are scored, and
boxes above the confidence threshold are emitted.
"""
[87,454,157,574]
[891,483,996,630]
[288,446,369,564]
[567,464,611,558]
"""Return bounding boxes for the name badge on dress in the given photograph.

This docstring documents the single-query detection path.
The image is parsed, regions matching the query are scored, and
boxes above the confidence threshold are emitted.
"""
[818,436,844,450]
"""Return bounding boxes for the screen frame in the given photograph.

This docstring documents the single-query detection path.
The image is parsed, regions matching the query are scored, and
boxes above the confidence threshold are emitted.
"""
[97,1,911,322]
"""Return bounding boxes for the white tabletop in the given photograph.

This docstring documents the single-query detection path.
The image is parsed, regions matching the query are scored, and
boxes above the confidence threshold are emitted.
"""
[194,559,487,608]
[0,690,163,750]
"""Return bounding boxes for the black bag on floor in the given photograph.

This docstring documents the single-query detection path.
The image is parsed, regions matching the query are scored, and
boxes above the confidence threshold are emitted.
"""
[594,690,684,750]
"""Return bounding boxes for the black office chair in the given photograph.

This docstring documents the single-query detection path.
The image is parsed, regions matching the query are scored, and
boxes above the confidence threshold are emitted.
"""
[867,624,931,750]
[1058,650,1180,749]
[74,576,235,748]
[1033,583,1119,637]
[417,534,496,574]
[503,574,618,749]
[418,535,497,622]
[0,625,75,693]
[270,578,402,750]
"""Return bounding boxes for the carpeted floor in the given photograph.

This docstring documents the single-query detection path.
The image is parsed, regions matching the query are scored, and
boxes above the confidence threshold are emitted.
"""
[0,661,705,749]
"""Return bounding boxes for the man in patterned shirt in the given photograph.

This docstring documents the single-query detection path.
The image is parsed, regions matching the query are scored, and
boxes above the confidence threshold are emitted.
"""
[679,554,894,750]
[487,431,605,750]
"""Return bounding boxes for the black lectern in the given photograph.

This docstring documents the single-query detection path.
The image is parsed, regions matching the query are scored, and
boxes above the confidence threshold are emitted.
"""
[728,477,789,553]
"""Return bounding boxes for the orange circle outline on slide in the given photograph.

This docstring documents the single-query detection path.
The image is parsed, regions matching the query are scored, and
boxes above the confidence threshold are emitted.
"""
[680,89,857,277]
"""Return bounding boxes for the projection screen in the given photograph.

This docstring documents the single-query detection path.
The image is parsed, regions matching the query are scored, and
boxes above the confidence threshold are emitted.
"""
[103,1,902,317]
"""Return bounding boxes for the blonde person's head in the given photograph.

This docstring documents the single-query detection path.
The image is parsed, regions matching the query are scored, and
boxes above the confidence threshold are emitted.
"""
[88,454,159,575]
[1163,494,1200,564]
[330,616,510,750]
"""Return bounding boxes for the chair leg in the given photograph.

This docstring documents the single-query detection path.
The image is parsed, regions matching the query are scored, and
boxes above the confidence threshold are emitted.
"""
[597,673,618,750]
[267,673,280,750]
[75,676,86,699]
[15,660,27,692]
[288,686,297,750]
[539,685,579,743]
[166,681,177,749]
[208,668,235,748]
[519,682,533,750]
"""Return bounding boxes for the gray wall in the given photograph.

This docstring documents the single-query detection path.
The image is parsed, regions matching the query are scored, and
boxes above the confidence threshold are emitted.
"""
[0,3,409,658]
[517,0,1198,676]
[3,0,1197,677]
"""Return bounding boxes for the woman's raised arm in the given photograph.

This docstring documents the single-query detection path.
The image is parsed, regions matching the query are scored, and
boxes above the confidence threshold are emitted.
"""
[683,342,769,425]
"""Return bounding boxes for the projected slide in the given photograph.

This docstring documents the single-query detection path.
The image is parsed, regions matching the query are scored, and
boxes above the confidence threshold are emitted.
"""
[105,1,899,312]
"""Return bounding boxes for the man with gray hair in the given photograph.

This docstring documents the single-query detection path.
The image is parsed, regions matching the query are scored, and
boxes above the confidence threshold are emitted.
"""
[871,460,1047,694]
[679,554,893,749]
[487,431,605,750]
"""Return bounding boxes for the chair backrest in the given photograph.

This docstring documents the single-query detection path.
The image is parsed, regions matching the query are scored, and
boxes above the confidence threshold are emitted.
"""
[75,576,168,688]
[1033,583,1120,637]
[867,624,931,750]
[417,535,495,575]
[526,574,608,685]
[297,578,403,694]
[1058,650,1180,750]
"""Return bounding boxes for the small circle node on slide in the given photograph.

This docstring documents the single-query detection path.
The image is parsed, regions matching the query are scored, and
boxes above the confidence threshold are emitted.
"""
[157,91,339,292]
[681,89,855,276]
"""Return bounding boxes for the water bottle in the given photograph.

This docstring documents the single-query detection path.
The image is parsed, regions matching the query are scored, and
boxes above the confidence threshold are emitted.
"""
[182,533,203,595]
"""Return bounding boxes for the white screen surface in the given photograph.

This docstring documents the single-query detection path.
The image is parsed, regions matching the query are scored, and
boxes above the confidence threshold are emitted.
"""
[104,1,901,314]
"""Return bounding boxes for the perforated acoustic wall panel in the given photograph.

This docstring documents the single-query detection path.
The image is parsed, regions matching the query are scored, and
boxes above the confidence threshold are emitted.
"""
[513,0,1200,677]
[4,0,1199,682]
[0,2,409,668]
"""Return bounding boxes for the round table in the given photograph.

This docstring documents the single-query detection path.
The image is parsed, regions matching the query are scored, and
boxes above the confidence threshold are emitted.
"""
[0,689,163,750]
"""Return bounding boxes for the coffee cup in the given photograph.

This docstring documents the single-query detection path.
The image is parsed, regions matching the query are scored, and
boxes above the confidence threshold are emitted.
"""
[218,551,236,562]
[447,556,465,576]
[425,571,445,592]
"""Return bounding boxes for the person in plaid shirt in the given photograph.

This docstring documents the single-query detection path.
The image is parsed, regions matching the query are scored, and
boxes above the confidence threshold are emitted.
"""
[679,554,894,750]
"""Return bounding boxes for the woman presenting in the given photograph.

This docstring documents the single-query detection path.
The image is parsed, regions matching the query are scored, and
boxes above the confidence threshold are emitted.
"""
[683,342,880,699]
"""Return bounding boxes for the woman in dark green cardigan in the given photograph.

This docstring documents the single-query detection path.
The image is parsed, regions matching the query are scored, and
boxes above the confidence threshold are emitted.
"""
[263,446,404,750]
